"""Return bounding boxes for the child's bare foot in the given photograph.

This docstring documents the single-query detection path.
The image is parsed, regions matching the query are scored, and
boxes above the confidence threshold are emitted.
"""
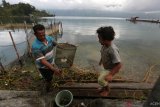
[100,90,109,96]
[98,86,110,97]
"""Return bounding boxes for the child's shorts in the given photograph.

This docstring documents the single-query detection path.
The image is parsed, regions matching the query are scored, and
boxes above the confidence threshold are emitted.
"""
[98,70,109,87]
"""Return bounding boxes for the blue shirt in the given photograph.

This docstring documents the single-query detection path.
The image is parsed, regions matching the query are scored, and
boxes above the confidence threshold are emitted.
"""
[32,35,56,68]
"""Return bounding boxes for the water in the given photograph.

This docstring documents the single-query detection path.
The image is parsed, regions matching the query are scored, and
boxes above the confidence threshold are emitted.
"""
[0,30,29,66]
[1,16,160,82]
[49,16,160,82]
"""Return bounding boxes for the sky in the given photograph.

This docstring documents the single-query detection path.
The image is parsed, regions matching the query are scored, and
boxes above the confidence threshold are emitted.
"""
[2,0,160,14]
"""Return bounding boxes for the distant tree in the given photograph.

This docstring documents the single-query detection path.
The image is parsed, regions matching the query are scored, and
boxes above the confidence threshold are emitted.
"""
[0,1,53,23]
[2,0,10,7]
[18,3,36,15]
[32,10,53,17]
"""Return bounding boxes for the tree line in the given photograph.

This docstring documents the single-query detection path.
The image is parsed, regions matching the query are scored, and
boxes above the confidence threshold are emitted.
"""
[0,0,53,23]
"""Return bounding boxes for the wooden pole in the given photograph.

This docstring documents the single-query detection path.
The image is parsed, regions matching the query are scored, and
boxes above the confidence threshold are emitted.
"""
[9,31,23,67]
[50,21,57,41]
[54,16,56,25]
[0,59,5,74]
[24,22,39,72]
[24,21,32,56]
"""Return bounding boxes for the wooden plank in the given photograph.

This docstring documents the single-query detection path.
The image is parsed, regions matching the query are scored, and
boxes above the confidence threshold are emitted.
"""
[56,88,150,99]
[58,79,140,83]
[60,83,154,90]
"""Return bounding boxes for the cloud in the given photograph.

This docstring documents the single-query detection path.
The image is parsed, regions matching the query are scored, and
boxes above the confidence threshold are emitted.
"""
[123,0,160,12]
[145,11,160,14]
[4,0,160,13]
[105,4,122,8]
[6,0,125,10]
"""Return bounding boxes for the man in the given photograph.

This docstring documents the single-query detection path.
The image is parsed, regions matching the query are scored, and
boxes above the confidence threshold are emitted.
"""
[32,24,61,92]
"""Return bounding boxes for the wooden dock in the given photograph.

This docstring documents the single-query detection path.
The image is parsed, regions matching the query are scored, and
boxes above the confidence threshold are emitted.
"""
[126,18,160,24]
[59,82,154,99]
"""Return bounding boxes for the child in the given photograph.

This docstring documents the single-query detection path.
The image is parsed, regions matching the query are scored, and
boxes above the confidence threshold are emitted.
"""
[97,26,122,96]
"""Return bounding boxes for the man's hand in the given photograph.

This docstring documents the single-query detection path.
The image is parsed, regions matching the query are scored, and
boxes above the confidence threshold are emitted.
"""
[99,58,102,66]
[105,74,113,82]
[40,58,62,76]
[53,68,62,76]
[99,62,102,66]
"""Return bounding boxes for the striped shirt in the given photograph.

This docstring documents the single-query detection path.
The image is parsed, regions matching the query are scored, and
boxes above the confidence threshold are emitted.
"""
[32,35,56,68]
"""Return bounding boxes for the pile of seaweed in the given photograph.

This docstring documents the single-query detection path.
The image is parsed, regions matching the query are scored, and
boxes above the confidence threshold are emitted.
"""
[0,61,125,91]
[0,63,99,91]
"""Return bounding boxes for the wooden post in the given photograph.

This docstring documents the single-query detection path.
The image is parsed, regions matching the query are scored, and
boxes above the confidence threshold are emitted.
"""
[24,21,32,56]
[50,21,57,41]
[9,31,23,67]
[54,16,56,25]
[0,59,5,74]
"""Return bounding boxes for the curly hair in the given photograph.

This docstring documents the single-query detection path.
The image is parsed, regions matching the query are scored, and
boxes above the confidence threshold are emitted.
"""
[96,26,115,41]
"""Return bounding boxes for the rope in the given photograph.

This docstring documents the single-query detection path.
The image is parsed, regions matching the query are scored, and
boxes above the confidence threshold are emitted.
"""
[142,64,158,83]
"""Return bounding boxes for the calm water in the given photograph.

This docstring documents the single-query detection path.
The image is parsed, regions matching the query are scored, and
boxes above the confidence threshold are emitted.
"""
[0,30,28,66]
[53,16,160,82]
[1,16,160,82]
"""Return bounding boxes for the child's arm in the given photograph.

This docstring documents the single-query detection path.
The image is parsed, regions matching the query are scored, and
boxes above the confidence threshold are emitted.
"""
[105,62,122,81]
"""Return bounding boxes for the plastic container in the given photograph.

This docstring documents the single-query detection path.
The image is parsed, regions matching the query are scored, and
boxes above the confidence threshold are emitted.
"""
[55,90,73,107]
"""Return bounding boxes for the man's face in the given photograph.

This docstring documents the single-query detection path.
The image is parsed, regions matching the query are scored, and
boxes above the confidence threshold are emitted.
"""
[35,29,45,41]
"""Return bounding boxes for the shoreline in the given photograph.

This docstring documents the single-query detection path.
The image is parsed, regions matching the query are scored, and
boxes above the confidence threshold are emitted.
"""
[0,23,33,29]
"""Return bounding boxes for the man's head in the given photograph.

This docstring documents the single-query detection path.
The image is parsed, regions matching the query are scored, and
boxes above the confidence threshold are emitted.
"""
[33,24,45,42]
[97,26,115,46]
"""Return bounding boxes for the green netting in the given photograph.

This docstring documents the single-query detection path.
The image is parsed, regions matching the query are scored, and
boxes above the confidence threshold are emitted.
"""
[55,43,77,68]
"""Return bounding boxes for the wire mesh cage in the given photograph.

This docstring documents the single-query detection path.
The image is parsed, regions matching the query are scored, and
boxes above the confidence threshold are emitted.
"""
[55,43,77,68]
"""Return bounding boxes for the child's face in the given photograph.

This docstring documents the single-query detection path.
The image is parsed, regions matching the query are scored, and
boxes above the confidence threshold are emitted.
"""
[98,35,111,47]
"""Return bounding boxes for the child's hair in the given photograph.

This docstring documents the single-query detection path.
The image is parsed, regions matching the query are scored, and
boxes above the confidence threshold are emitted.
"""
[96,26,115,41]
[33,24,45,33]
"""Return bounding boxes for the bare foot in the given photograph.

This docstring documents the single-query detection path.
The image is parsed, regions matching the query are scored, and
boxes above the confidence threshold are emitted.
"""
[98,86,110,97]
[100,90,109,96]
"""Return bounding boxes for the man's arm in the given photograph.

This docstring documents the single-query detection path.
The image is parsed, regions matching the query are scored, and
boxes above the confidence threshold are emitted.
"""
[99,58,102,66]
[40,58,61,75]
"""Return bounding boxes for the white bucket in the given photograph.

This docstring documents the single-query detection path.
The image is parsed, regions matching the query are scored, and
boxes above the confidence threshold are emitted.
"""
[55,90,73,107]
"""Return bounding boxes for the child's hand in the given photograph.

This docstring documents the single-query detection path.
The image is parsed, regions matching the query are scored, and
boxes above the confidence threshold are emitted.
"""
[105,74,113,82]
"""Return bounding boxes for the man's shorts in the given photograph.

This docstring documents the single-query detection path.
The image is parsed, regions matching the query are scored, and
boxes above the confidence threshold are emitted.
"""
[39,68,53,82]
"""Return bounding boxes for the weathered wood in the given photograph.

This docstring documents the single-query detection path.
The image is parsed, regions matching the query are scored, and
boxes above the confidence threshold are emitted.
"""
[126,18,160,23]
[0,90,144,107]
[58,83,153,99]
[58,79,140,84]
[60,83,154,90]
[0,60,5,73]
[24,21,32,57]
[9,31,23,67]
[57,88,150,99]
